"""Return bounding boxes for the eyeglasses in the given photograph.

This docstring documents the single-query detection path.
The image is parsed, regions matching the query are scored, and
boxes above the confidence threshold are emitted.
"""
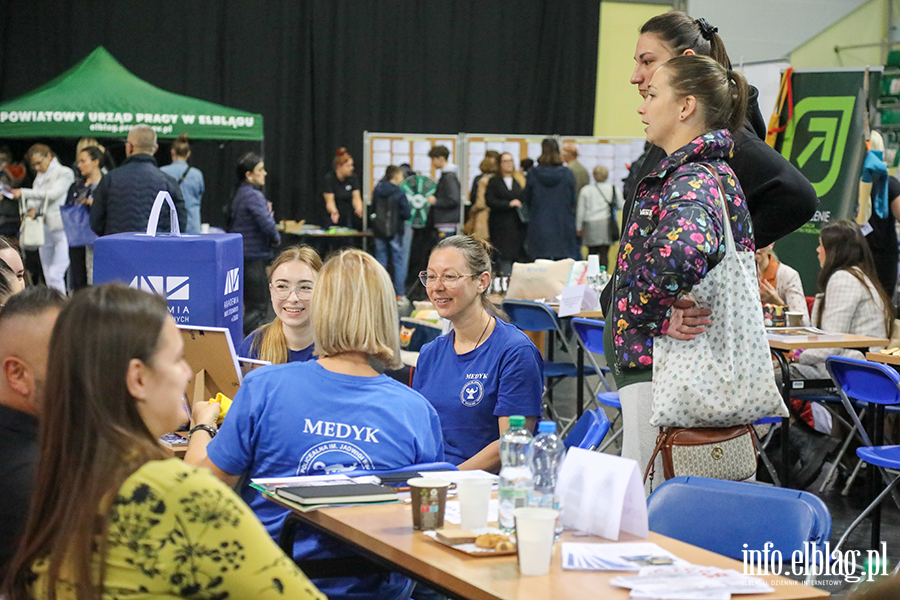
[270,282,315,300]
[418,271,479,288]
[30,155,48,169]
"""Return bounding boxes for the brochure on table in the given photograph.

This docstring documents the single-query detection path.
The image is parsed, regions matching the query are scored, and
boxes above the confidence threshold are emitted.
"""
[558,284,600,317]
[557,448,648,540]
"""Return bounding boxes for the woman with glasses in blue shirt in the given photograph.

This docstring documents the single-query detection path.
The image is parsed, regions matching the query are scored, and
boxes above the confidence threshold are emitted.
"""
[239,245,322,364]
[413,235,543,470]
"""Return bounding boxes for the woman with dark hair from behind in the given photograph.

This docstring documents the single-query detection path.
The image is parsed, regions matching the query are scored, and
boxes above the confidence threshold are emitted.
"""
[3,284,324,600]
[0,258,14,308]
[790,219,894,380]
[608,54,755,489]
[413,235,543,470]
[523,139,578,260]
[228,152,280,335]
[0,237,26,292]
[160,133,205,234]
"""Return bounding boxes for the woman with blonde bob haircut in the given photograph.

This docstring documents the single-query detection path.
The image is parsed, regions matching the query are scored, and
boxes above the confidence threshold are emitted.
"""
[239,245,323,364]
[188,249,443,600]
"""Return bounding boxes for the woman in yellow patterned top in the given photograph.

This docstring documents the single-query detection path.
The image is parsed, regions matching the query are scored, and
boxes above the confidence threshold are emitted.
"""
[3,284,325,600]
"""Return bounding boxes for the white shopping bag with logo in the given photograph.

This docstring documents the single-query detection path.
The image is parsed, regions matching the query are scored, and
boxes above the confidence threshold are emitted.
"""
[94,191,244,342]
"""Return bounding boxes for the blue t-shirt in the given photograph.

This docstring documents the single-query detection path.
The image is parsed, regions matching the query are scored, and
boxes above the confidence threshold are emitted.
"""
[413,318,543,465]
[238,330,315,363]
[207,360,444,600]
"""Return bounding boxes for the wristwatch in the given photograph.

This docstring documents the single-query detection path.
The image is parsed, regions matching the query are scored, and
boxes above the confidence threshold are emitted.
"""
[189,423,217,439]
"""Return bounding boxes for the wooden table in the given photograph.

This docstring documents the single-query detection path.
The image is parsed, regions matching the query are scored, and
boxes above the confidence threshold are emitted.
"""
[267,494,829,600]
[767,333,889,488]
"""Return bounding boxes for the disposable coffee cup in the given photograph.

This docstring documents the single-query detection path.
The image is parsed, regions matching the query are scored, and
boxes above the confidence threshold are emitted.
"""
[513,507,559,576]
[456,478,493,530]
[409,478,450,531]
[785,311,804,327]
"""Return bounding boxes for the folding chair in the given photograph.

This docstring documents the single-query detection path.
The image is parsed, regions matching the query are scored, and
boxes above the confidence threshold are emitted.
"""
[648,476,831,582]
[826,356,900,552]
[502,299,597,432]
[563,408,611,451]
[570,317,622,452]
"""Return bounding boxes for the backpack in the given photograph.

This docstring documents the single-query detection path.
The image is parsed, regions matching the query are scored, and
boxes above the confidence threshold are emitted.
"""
[370,189,399,239]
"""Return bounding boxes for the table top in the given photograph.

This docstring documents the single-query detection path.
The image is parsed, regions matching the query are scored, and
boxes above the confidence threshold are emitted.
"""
[867,351,900,366]
[768,332,889,351]
[267,495,828,600]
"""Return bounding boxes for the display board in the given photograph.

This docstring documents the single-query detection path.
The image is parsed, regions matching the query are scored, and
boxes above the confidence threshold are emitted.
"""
[558,136,646,189]
[462,135,545,194]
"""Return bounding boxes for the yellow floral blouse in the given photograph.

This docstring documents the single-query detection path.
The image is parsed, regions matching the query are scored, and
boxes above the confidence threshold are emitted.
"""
[29,458,325,600]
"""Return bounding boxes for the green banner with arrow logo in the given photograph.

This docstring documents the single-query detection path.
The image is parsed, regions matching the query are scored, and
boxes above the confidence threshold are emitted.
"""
[772,69,879,294]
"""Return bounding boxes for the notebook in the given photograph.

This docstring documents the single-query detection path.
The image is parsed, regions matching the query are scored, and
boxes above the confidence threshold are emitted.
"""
[274,483,398,505]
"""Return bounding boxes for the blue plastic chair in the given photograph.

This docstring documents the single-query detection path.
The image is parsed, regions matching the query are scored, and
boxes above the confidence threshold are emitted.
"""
[563,408,611,451]
[648,476,831,570]
[502,299,597,429]
[570,317,622,452]
[826,356,900,552]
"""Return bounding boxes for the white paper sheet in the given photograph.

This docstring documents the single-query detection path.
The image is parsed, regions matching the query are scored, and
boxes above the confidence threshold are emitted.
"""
[503,141,520,156]
[373,152,392,166]
[372,139,391,152]
[561,542,688,571]
[413,140,433,154]
[557,448,648,540]
[468,141,486,155]
[487,141,504,152]
[558,285,599,317]
[413,155,432,173]
[527,143,542,159]
[392,154,409,166]
[392,140,411,153]
[436,139,454,154]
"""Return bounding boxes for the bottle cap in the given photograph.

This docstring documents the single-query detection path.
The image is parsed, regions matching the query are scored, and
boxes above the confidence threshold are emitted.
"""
[538,420,557,433]
[509,415,526,428]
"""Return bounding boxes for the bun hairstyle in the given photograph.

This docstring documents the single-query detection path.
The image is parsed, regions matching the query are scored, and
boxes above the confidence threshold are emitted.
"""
[171,133,191,159]
[659,54,748,135]
[641,11,732,70]
[79,145,104,164]
[334,147,353,169]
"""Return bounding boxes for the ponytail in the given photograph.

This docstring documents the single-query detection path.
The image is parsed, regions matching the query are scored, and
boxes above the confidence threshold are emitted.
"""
[660,55,748,135]
[641,12,733,70]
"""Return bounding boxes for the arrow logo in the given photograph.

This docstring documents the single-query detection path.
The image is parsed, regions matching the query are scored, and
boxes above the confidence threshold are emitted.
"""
[781,95,856,197]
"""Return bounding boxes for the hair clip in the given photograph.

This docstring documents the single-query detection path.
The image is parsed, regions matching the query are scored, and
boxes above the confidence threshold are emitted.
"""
[695,18,718,41]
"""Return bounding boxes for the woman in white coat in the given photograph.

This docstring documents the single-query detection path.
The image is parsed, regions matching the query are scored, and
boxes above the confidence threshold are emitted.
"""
[12,144,75,293]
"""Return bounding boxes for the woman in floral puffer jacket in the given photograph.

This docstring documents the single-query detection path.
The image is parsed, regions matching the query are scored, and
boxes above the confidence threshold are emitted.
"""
[604,55,755,485]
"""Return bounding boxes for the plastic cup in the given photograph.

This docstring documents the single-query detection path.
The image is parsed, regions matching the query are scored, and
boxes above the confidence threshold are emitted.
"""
[786,311,804,327]
[513,507,559,576]
[456,478,493,530]
[408,478,450,531]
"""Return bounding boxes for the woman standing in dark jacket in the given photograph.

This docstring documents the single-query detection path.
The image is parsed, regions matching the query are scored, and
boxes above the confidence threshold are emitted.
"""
[228,152,281,335]
[485,152,527,274]
[523,139,578,260]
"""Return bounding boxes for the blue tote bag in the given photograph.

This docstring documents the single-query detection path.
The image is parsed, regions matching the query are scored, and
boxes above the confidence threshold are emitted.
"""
[94,191,244,343]
[59,204,99,247]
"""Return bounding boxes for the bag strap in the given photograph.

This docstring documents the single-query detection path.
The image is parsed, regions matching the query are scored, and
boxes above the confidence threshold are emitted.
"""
[177,164,192,185]
[145,190,182,237]
[19,194,49,219]
[696,163,736,257]
[642,428,667,486]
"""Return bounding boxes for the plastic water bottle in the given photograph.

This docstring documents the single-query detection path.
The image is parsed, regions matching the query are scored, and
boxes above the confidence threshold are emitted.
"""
[498,415,534,534]
[530,420,565,540]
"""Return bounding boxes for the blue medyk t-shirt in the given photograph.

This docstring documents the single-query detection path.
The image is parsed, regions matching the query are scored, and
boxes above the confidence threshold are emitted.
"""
[413,318,543,465]
[238,330,315,363]
[207,360,444,600]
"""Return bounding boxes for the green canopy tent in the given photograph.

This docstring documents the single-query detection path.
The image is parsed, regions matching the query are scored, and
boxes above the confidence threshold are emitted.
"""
[0,46,263,141]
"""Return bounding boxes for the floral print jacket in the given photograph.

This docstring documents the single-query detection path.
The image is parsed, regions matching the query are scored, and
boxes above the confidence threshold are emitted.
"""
[611,130,755,372]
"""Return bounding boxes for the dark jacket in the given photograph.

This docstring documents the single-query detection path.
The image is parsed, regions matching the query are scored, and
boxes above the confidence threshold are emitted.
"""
[524,164,578,260]
[371,179,412,237]
[91,153,186,236]
[432,164,460,225]
[609,130,755,373]
[229,182,281,260]
[485,174,527,263]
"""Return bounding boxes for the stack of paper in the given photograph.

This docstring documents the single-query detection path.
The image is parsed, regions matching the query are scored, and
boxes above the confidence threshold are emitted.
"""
[610,565,774,599]
[562,542,688,572]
